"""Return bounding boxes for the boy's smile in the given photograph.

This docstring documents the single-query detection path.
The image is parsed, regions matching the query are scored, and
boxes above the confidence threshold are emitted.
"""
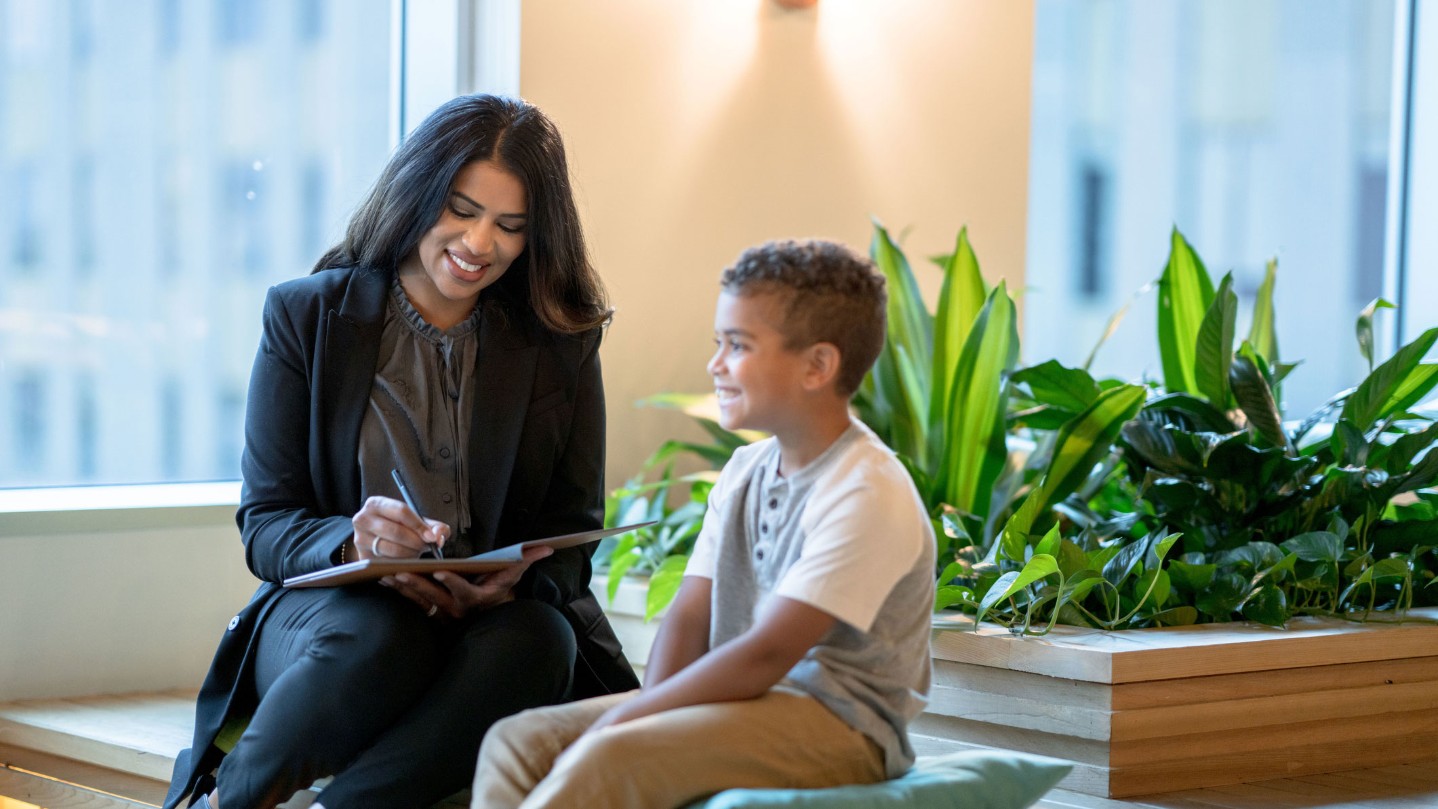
[708,291,811,436]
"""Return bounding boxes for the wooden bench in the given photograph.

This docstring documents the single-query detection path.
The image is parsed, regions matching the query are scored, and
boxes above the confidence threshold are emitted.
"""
[0,692,465,809]
[3,691,1437,809]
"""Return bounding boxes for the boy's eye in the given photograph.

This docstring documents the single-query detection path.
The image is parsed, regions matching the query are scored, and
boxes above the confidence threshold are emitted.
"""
[728,340,745,353]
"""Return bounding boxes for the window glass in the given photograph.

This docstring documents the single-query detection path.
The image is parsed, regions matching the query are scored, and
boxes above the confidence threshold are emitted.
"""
[1025,0,1397,417]
[0,0,393,487]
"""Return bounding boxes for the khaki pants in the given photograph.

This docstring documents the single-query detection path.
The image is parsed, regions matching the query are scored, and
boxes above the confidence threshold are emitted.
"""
[471,689,885,809]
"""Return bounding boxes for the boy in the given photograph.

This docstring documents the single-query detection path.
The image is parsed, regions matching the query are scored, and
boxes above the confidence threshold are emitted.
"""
[471,239,936,809]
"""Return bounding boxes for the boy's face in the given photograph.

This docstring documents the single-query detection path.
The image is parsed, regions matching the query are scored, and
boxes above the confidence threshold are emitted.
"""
[708,290,812,434]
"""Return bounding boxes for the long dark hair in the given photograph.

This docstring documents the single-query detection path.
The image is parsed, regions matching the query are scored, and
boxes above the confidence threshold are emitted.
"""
[314,94,610,334]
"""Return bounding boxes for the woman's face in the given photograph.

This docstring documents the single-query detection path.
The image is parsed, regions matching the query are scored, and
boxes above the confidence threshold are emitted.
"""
[398,160,529,329]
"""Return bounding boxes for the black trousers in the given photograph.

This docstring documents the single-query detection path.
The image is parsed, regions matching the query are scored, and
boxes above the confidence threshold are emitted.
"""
[213,585,576,809]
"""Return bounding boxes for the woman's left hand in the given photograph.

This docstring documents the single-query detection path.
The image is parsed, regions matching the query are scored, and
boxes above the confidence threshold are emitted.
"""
[381,545,554,619]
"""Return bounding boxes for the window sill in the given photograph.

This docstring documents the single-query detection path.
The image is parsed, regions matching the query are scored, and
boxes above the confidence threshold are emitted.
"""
[0,481,242,536]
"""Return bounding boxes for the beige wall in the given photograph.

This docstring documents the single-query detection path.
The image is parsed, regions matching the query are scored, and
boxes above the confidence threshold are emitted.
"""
[520,0,1036,483]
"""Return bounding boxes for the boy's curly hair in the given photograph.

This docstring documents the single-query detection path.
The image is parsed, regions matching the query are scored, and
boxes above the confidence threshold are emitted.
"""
[720,239,887,396]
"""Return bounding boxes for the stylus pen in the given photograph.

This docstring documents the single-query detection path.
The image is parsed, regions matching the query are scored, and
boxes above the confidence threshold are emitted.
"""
[391,468,443,559]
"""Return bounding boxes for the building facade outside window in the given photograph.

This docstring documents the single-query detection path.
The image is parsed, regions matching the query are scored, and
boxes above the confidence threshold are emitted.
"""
[1025,0,1403,419]
[0,0,392,487]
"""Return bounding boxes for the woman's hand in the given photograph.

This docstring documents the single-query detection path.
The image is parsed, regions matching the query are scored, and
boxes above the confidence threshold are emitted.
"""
[381,545,554,619]
[351,495,449,561]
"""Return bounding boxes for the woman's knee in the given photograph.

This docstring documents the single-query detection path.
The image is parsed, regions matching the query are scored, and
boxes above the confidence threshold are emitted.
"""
[304,590,440,678]
[459,599,576,669]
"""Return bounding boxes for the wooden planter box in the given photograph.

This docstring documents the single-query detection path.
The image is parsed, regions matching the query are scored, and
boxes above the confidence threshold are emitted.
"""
[597,579,1438,799]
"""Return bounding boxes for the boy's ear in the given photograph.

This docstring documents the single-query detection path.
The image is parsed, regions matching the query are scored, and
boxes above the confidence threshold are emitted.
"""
[803,342,843,392]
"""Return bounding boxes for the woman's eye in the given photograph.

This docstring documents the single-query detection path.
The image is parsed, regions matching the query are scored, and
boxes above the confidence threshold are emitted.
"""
[448,205,473,219]
[498,222,526,235]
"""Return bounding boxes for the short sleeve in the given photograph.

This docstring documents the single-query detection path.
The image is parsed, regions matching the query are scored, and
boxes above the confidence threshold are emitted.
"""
[774,447,931,633]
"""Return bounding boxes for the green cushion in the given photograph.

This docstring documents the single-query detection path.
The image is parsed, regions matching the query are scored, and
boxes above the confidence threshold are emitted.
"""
[687,749,1073,809]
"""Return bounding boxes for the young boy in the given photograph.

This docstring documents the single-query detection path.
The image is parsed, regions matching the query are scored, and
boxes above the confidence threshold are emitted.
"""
[471,239,936,809]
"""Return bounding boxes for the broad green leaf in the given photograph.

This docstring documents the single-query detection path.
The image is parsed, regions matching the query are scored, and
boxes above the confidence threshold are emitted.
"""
[1011,360,1102,413]
[1029,384,1147,527]
[645,554,690,622]
[1133,567,1173,611]
[1035,523,1062,558]
[868,221,933,465]
[1241,584,1289,627]
[605,535,640,603]
[1157,228,1216,395]
[1195,272,1238,407]
[1150,606,1199,626]
[1382,422,1438,474]
[1168,559,1217,592]
[934,585,975,611]
[1196,572,1249,620]
[1057,540,1091,578]
[931,227,986,441]
[940,283,1019,523]
[1248,258,1280,365]
[1102,535,1151,589]
[974,554,1060,624]
[1231,344,1292,452]
[1281,531,1343,563]
[1329,420,1368,467]
[1341,327,1438,432]
[1356,297,1396,373]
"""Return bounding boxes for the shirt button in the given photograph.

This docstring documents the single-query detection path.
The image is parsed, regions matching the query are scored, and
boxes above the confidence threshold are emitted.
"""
[227,616,241,631]
[768,498,778,509]
[760,523,768,534]
[756,548,765,561]
[439,447,451,459]
[442,493,454,504]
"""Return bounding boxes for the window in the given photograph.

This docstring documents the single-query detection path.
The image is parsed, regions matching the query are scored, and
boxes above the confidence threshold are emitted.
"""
[1025,0,1400,417]
[0,0,394,487]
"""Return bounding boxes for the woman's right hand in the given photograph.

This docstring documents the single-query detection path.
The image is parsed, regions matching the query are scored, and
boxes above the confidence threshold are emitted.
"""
[350,496,450,560]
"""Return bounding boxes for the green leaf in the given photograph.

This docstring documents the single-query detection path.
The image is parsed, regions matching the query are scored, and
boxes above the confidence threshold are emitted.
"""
[1231,344,1292,452]
[1281,531,1343,563]
[1197,573,1249,620]
[1035,523,1062,558]
[1356,297,1396,373]
[934,585,975,611]
[940,282,1019,523]
[931,227,987,439]
[1195,272,1238,407]
[1168,559,1217,592]
[1029,384,1147,527]
[645,554,690,622]
[868,221,934,465]
[1157,228,1216,395]
[1241,584,1289,627]
[605,535,640,603]
[1011,360,1102,413]
[1248,258,1280,365]
[1340,327,1438,433]
[1384,421,1438,474]
[1150,606,1199,626]
[1329,420,1368,468]
[974,554,1060,624]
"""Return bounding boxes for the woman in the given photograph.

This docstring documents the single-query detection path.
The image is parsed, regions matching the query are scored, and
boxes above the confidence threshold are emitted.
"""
[165,94,639,809]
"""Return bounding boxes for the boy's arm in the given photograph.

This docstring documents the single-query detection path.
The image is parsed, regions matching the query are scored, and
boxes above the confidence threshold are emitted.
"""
[643,575,713,687]
[589,593,836,732]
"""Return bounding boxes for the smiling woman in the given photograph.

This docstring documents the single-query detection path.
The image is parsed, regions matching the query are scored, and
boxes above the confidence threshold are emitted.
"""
[164,94,640,809]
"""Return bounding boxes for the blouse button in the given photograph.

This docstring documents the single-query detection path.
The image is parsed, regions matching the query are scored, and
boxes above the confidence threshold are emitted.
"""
[442,493,454,504]
[440,447,451,459]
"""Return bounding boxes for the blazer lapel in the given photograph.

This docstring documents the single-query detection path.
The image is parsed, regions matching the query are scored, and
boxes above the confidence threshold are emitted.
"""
[318,269,387,512]
[468,298,538,548]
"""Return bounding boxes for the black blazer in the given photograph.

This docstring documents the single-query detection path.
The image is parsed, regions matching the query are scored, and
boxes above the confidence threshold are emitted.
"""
[165,266,638,809]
